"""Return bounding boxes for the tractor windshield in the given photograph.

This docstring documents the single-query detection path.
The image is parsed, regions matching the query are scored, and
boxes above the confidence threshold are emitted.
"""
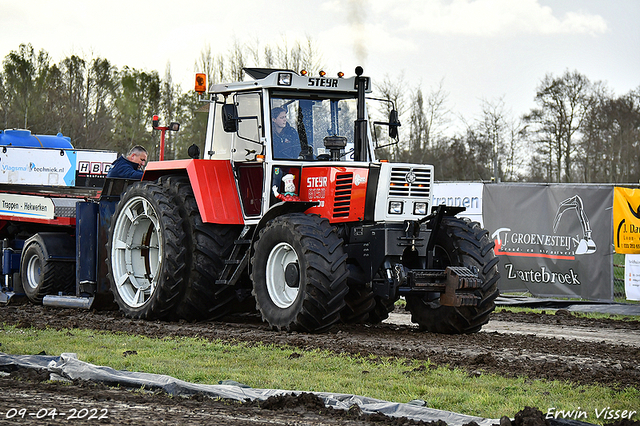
[270,95,358,161]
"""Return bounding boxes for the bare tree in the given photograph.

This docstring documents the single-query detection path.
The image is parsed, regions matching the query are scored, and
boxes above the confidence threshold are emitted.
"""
[263,45,274,68]
[195,44,218,86]
[228,40,246,81]
[477,97,506,181]
[270,36,322,72]
[373,73,406,161]
[524,70,593,182]
[420,80,450,160]
[475,97,525,182]
[401,79,450,164]
[503,118,527,181]
[579,84,640,183]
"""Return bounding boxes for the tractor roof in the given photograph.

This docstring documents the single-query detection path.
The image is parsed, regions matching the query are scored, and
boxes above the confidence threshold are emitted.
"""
[209,68,370,95]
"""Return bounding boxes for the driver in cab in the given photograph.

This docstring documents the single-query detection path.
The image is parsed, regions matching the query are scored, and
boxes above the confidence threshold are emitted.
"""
[271,106,301,159]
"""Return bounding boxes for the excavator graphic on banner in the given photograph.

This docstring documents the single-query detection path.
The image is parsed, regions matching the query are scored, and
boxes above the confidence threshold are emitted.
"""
[553,195,597,255]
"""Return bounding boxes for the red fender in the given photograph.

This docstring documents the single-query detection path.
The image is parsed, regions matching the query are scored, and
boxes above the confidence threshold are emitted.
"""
[143,159,244,224]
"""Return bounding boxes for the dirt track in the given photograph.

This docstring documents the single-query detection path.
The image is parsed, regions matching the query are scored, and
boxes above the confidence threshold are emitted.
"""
[1,304,640,425]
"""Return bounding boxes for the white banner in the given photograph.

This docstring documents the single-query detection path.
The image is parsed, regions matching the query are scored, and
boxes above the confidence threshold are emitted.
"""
[431,182,483,226]
[0,147,116,187]
[624,254,640,301]
[0,193,55,220]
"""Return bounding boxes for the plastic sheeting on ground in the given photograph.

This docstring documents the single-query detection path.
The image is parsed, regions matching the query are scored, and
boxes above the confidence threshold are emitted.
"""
[0,352,498,426]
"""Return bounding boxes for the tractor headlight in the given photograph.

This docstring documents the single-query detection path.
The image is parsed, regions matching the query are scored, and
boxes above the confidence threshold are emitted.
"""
[389,201,403,214]
[414,202,428,215]
[278,73,292,86]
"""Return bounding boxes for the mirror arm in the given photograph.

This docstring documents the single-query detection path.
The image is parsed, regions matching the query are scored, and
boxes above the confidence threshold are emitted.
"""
[373,121,401,127]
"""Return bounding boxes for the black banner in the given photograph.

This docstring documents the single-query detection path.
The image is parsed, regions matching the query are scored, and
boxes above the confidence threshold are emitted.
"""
[483,184,614,301]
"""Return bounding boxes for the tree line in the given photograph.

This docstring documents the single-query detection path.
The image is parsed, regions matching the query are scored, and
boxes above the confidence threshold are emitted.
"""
[376,70,639,183]
[1,42,638,183]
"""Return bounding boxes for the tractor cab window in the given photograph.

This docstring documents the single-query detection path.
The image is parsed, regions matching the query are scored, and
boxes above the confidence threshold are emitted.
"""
[234,92,263,162]
[270,95,357,161]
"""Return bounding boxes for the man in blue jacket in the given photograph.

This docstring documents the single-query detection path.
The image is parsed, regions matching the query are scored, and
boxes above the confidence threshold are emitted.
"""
[271,107,301,159]
[106,146,148,179]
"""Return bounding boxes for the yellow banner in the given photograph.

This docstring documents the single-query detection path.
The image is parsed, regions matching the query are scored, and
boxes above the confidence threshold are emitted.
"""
[613,187,640,253]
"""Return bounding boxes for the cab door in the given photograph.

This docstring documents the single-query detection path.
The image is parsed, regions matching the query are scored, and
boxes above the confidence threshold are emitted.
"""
[233,92,265,218]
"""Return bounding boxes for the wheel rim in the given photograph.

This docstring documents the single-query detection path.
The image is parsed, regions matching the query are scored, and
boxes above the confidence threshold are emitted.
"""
[265,242,300,309]
[111,195,162,308]
[25,253,41,290]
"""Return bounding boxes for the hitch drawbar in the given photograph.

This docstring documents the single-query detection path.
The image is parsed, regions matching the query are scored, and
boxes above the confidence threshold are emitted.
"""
[408,266,482,307]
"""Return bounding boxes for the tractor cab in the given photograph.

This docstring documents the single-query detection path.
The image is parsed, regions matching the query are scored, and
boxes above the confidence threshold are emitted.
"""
[198,67,382,222]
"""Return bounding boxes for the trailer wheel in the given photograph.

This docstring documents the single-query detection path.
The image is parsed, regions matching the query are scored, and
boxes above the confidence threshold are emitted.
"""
[108,181,187,319]
[251,213,348,332]
[405,217,500,334]
[160,176,242,321]
[21,235,75,304]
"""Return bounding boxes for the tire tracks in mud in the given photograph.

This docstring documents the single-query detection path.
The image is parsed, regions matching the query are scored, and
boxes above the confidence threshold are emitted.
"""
[1,304,639,389]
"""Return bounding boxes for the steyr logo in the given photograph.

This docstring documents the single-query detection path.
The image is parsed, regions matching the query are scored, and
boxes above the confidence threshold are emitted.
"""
[405,171,416,184]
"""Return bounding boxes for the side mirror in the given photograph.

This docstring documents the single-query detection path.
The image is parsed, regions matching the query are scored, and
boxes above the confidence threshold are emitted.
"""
[188,144,200,159]
[222,104,238,133]
[389,109,400,139]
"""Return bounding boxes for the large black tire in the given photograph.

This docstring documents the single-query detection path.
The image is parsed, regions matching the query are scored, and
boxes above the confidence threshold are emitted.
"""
[342,285,396,324]
[341,285,376,323]
[160,176,242,321]
[250,213,348,332]
[367,296,396,324]
[21,234,75,304]
[405,216,500,334]
[107,181,187,320]
[342,265,398,324]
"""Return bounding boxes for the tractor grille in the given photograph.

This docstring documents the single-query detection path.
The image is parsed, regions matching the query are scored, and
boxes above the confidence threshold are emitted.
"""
[333,173,352,218]
[389,167,432,198]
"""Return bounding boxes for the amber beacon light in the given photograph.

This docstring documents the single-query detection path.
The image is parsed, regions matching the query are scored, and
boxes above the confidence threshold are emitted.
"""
[195,73,207,94]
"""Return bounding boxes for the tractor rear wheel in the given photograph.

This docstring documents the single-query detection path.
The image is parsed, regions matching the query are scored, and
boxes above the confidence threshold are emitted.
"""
[160,176,242,321]
[341,285,376,323]
[251,213,348,332]
[405,216,500,334]
[342,285,396,324]
[367,296,396,324]
[107,181,187,320]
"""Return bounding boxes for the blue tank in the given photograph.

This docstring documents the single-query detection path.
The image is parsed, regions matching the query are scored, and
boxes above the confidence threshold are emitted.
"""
[0,129,74,149]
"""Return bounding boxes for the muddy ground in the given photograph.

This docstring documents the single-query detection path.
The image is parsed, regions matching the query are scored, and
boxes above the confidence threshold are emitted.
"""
[1,304,639,425]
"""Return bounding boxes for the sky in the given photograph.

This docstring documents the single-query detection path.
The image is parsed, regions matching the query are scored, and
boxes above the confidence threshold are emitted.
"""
[1,0,639,133]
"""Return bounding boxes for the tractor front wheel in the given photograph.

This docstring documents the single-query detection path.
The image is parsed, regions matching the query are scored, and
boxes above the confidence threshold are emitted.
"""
[251,213,348,332]
[405,216,500,334]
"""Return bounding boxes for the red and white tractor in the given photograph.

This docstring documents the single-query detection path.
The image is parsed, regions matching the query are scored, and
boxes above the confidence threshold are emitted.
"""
[108,66,499,333]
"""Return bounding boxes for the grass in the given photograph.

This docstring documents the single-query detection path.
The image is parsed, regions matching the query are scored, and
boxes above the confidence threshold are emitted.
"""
[495,305,640,321]
[1,324,638,424]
